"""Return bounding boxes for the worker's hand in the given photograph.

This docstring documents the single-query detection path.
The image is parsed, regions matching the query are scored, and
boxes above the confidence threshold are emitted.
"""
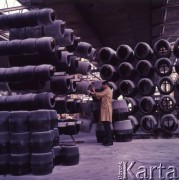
[87,90,92,95]
[92,87,95,92]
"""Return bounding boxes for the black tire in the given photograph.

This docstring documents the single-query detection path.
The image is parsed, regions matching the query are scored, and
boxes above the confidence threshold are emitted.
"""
[113,120,133,142]
[6,95,21,111]
[155,58,172,76]
[154,39,171,58]
[140,115,158,133]
[139,96,156,114]
[50,75,71,93]
[0,154,9,175]
[128,115,139,133]
[19,93,36,110]
[0,132,10,154]
[68,79,77,94]
[66,56,78,74]
[0,68,7,82]
[35,37,56,54]
[88,47,96,61]
[19,65,35,81]
[78,118,92,133]
[137,78,155,96]
[49,110,58,129]
[34,92,55,109]
[77,61,91,75]
[57,51,72,70]
[99,47,118,65]
[10,133,30,154]
[20,38,36,54]
[0,14,9,29]
[21,10,37,27]
[118,62,135,79]
[66,99,81,114]
[0,96,8,111]
[76,80,91,95]
[124,97,138,115]
[53,146,61,165]
[158,95,176,113]
[29,110,51,132]
[112,99,129,112]
[62,119,80,135]
[0,41,8,56]
[54,97,69,114]
[53,128,60,146]
[31,152,53,175]
[7,40,22,55]
[157,76,175,95]
[25,26,43,38]
[116,44,134,62]
[9,28,26,40]
[100,64,119,82]
[44,20,65,45]
[36,8,56,25]
[76,42,92,58]
[9,111,29,133]
[134,42,153,60]
[59,28,74,46]
[135,60,154,78]
[0,111,9,133]
[160,114,178,134]
[60,144,79,166]
[4,67,21,82]
[118,80,136,97]
[10,153,31,176]
[6,13,23,29]
[173,38,179,58]
[34,64,55,81]
[31,131,53,153]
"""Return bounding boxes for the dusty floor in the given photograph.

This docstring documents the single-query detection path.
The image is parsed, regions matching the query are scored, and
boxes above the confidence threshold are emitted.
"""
[1,125,179,180]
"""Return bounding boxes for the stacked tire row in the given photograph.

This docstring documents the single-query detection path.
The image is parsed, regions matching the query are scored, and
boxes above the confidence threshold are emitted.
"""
[98,39,179,137]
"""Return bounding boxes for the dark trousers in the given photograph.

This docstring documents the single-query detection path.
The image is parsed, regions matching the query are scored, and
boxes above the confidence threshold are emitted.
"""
[102,121,113,143]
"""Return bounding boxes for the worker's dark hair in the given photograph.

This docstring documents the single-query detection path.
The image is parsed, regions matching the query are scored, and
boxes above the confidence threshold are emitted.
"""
[102,81,109,86]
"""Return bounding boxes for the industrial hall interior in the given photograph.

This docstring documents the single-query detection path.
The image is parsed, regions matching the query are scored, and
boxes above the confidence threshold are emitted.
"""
[1,0,179,179]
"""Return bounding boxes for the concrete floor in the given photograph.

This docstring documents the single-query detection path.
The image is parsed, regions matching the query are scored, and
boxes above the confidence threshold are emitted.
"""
[1,125,179,180]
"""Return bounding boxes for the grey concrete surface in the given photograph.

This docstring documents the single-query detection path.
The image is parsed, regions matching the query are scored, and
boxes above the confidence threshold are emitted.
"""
[1,125,179,180]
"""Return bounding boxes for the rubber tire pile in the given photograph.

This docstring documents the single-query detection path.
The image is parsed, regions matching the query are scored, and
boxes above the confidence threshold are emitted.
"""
[98,39,179,137]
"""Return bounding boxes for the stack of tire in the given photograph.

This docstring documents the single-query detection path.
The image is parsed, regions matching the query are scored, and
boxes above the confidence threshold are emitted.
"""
[98,39,178,137]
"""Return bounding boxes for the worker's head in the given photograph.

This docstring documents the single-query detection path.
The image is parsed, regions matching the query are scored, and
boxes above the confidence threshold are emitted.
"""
[102,81,109,89]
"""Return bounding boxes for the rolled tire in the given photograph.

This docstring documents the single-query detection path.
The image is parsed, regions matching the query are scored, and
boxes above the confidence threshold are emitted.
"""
[128,115,139,133]
[10,133,30,154]
[160,114,178,134]
[139,96,156,114]
[0,96,8,111]
[173,38,179,58]
[31,131,53,153]
[7,13,23,29]
[31,152,53,175]
[99,47,118,65]
[77,61,91,75]
[60,145,79,166]
[54,97,69,114]
[9,28,26,40]
[154,39,171,58]
[100,64,119,82]
[7,40,22,55]
[35,37,56,54]
[76,80,91,95]
[88,47,96,61]
[25,26,43,38]
[116,44,134,62]
[19,65,35,81]
[0,41,8,56]
[66,56,78,74]
[0,154,9,175]
[29,110,51,132]
[134,42,153,60]
[124,97,138,115]
[155,58,172,76]
[137,78,155,96]
[113,120,133,142]
[50,75,71,93]
[34,64,55,81]
[0,132,10,154]
[0,111,10,133]
[34,92,55,109]
[9,111,29,133]
[135,60,154,77]
[49,110,58,129]
[76,42,92,58]
[6,95,22,111]
[53,128,60,146]
[0,15,9,29]
[53,146,61,165]
[158,95,176,113]
[118,62,135,79]
[59,29,74,46]
[157,76,175,95]
[68,79,77,94]
[20,38,36,54]
[118,80,136,97]
[44,20,65,44]
[19,93,36,110]
[10,153,31,175]
[140,115,158,133]
[36,8,56,25]
[0,68,7,82]
[5,67,21,82]
[21,10,37,27]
